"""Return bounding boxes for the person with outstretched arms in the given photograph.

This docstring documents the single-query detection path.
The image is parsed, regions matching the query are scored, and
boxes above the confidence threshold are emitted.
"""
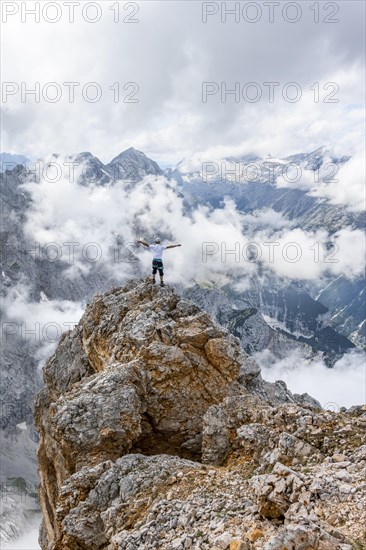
[137,238,181,286]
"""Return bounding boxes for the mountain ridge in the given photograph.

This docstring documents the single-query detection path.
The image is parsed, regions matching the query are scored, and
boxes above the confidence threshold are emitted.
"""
[1,140,364,542]
[34,279,366,549]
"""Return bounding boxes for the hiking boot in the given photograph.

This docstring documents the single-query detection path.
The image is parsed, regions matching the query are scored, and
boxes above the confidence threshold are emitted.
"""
[152,279,156,284]
[160,282,165,287]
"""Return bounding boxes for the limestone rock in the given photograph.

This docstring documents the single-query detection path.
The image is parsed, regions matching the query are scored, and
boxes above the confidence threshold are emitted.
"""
[35,280,243,548]
[34,279,366,550]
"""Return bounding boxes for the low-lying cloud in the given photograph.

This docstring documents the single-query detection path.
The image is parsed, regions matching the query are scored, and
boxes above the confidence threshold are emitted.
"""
[276,149,366,213]
[2,283,84,371]
[19,158,365,287]
[257,349,366,408]
[2,515,41,549]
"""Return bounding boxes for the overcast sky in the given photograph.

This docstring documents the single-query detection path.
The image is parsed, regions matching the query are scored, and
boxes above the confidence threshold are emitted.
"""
[1,1,365,166]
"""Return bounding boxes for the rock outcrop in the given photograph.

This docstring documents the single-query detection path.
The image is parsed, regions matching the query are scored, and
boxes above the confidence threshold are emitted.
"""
[35,279,366,549]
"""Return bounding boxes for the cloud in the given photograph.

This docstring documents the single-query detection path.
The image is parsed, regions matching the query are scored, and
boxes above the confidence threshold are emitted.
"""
[2,282,85,370]
[256,348,366,408]
[310,149,366,212]
[275,148,366,212]
[2,517,41,549]
[19,161,365,287]
[242,209,292,230]
[20,163,258,286]
[254,227,366,281]
[1,1,365,166]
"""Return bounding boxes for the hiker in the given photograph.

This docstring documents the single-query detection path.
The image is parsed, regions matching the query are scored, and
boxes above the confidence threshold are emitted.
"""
[137,238,181,286]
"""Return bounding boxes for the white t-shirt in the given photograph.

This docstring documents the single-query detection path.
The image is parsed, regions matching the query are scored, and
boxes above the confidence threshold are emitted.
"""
[149,244,166,259]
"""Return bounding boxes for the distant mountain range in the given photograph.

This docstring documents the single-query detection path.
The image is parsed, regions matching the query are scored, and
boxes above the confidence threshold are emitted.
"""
[0,148,364,426]
[0,152,29,171]
[1,145,364,544]
[1,146,364,357]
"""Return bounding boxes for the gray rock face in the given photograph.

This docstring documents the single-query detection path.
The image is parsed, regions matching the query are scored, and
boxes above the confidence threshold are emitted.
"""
[58,454,203,549]
[0,152,29,171]
[175,147,364,233]
[201,394,322,467]
[2,146,365,547]
[35,279,249,547]
[67,147,163,187]
[34,280,366,549]
[183,282,355,365]
[183,284,304,359]
[0,427,39,543]
[316,275,366,347]
[0,167,41,435]
[106,147,163,183]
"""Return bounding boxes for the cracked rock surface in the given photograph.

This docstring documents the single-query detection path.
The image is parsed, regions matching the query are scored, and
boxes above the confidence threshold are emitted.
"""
[35,279,366,549]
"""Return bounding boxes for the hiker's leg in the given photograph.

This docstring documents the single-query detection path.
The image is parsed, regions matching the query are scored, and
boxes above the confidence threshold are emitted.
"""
[152,262,157,283]
[159,264,164,286]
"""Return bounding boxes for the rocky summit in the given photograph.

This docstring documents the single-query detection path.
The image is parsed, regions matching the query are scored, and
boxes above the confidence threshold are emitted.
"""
[35,279,366,550]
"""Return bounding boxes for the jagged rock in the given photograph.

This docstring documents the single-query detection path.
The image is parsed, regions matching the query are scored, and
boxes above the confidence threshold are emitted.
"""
[251,462,305,519]
[236,423,272,462]
[56,454,202,549]
[201,395,317,466]
[35,280,247,547]
[261,431,319,467]
[34,279,366,550]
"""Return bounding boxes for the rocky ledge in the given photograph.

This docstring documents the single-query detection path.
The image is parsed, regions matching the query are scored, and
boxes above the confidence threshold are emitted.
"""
[35,279,366,549]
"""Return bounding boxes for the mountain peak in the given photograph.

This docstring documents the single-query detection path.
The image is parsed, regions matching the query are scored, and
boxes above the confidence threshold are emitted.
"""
[123,146,143,154]
[34,278,365,549]
[110,147,149,163]
[75,151,94,159]
[107,148,163,180]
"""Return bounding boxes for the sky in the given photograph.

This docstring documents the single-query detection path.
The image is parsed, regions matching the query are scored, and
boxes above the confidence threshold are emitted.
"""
[1,0,365,166]
[1,3,365,546]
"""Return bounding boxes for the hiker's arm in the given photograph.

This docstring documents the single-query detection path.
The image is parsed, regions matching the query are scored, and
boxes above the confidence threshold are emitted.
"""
[165,244,182,249]
[137,240,149,247]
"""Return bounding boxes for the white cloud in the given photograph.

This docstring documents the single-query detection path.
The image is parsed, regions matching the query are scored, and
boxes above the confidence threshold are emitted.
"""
[2,283,85,369]
[1,1,365,168]
[275,148,366,213]
[19,162,365,287]
[257,349,366,408]
[2,518,41,549]
[326,228,366,278]
[310,149,366,212]
[19,161,255,286]
[256,227,366,281]
[242,209,292,230]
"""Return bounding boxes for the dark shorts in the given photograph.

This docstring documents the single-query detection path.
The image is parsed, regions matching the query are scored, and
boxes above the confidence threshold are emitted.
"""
[152,258,164,275]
